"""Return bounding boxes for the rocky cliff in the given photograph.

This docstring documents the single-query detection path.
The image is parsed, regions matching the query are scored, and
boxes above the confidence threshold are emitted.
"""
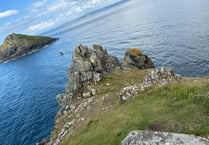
[56,44,121,114]
[0,33,58,62]
[56,45,153,115]
[45,45,209,145]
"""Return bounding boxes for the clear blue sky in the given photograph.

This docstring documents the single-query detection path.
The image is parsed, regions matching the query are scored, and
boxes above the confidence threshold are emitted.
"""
[0,0,117,43]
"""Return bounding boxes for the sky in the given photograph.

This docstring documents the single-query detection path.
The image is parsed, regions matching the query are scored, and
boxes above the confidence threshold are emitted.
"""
[0,0,120,43]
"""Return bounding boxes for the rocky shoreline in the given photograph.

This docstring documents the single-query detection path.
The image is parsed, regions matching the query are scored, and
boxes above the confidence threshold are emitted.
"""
[0,33,58,62]
[38,44,209,145]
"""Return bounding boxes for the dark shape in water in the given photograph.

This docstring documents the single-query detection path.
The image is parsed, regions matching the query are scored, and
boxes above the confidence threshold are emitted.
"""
[60,51,64,55]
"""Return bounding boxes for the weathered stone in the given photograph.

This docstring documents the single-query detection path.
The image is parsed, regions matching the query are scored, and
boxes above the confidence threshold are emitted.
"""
[82,91,91,98]
[143,67,182,85]
[91,88,96,96]
[119,67,182,102]
[75,44,89,57]
[57,44,121,109]
[122,48,154,70]
[119,84,141,102]
[121,130,209,145]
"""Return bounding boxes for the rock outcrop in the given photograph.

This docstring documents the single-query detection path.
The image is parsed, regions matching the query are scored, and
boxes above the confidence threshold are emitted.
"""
[56,44,121,112]
[119,67,182,102]
[122,48,154,69]
[0,33,58,62]
[121,130,209,145]
[143,66,182,86]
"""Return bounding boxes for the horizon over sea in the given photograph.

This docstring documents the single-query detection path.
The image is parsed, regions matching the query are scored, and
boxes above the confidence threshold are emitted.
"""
[1,0,209,144]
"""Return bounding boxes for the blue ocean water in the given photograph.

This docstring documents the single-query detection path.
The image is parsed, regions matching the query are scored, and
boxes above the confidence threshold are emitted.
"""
[0,0,209,144]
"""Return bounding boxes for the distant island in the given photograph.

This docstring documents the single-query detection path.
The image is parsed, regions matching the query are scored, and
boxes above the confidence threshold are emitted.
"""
[0,33,58,62]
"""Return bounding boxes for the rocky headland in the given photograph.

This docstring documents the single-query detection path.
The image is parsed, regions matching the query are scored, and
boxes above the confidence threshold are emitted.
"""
[0,33,58,62]
[38,44,209,145]
[56,44,154,116]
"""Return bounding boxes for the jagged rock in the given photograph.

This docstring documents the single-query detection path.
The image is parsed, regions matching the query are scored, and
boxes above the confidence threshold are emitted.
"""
[122,48,154,70]
[0,33,58,62]
[143,67,182,86]
[121,130,209,145]
[57,44,121,109]
[119,67,182,102]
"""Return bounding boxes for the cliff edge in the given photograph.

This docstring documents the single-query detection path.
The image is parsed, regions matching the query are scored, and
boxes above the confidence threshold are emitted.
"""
[42,44,209,145]
[0,33,58,62]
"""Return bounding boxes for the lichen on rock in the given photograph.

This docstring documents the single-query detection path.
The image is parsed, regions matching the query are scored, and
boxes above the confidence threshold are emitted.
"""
[122,48,154,70]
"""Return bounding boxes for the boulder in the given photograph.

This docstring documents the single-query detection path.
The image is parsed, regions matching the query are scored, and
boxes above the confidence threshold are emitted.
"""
[121,130,209,145]
[122,48,154,69]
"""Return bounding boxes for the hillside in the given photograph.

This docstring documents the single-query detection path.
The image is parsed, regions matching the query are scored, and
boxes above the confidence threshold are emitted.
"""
[45,45,209,145]
[49,70,209,145]
[0,33,58,62]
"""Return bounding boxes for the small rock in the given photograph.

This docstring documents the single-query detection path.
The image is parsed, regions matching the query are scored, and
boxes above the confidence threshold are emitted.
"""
[68,120,75,126]
[106,83,111,86]
[119,84,141,102]
[140,85,144,91]
[82,91,91,98]
[91,88,96,96]
[65,105,69,110]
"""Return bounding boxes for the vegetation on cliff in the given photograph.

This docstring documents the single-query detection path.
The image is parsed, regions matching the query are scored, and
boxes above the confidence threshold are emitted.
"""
[0,33,58,62]
[59,70,209,145]
[48,45,209,145]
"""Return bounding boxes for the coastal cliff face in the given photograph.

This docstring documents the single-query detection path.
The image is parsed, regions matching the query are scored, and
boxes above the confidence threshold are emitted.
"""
[46,45,209,145]
[0,33,58,62]
[56,44,121,113]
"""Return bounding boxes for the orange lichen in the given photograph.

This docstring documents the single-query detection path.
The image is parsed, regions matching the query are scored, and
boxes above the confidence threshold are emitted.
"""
[127,48,141,55]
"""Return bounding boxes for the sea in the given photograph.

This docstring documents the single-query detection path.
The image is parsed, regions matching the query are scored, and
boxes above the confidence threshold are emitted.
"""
[0,0,209,144]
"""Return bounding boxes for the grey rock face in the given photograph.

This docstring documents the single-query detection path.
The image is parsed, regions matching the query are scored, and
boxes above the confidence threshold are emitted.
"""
[121,130,209,145]
[57,44,121,110]
[122,48,154,70]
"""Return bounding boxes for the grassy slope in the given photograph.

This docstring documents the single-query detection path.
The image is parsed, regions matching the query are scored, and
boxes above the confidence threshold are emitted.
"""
[15,34,52,43]
[61,70,209,145]
[1,34,52,50]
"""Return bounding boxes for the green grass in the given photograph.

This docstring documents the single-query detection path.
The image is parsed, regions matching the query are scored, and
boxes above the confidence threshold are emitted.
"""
[61,70,209,145]
[15,34,52,43]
